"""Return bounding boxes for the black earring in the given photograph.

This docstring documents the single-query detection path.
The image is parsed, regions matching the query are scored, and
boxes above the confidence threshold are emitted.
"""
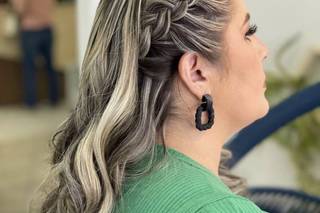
[195,94,215,131]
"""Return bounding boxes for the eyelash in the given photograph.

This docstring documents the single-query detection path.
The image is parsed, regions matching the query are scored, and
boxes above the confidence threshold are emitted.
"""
[245,24,258,38]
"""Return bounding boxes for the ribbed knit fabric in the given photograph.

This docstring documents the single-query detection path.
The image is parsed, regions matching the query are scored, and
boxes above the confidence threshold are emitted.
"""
[113,144,267,213]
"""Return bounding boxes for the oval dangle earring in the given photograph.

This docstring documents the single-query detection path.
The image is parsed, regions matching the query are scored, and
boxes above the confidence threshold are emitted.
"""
[195,94,215,131]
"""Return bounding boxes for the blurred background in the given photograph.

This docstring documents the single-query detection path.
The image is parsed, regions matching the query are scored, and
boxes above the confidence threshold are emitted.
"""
[0,0,319,212]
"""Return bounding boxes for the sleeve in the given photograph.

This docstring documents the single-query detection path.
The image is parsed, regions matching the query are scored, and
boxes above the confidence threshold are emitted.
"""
[195,196,268,213]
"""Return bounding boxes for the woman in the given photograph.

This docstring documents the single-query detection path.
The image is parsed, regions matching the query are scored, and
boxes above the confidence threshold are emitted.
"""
[39,0,268,212]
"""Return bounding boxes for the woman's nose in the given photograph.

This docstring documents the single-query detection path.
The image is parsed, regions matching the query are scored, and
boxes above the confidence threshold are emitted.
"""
[258,38,269,60]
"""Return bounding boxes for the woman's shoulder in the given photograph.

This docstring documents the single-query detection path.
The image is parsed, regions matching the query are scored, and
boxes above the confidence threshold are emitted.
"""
[114,146,266,212]
[117,174,265,213]
[116,176,232,213]
[115,153,243,212]
[194,195,267,213]
[123,149,233,195]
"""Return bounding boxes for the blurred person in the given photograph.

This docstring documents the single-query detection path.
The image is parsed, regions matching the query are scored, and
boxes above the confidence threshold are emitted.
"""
[36,0,269,212]
[10,0,59,107]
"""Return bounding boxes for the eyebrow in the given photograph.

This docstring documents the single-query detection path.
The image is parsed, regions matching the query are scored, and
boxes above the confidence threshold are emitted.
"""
[242,13,251,27]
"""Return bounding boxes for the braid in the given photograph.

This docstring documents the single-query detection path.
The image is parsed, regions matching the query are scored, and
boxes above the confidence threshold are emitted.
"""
[138,0,230,81]
[139,0,229,58]
[146,1,188,40]
[139,1,189,58]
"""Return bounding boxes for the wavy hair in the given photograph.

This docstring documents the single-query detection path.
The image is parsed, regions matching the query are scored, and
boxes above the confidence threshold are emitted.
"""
[37,0,247,212]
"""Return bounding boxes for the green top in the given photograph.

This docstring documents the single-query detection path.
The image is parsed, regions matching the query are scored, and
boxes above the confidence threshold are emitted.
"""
[113,144,267,213]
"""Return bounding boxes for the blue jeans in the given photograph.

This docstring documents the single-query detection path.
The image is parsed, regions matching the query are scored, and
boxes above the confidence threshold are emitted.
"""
[20,27,59,106]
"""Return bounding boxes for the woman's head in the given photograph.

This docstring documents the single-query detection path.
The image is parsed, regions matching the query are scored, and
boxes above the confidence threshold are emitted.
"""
[38,0,267,212]
[171,0,269,136]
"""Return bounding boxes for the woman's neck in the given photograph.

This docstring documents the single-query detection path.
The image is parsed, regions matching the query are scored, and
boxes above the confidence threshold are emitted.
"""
[161,116,236,177]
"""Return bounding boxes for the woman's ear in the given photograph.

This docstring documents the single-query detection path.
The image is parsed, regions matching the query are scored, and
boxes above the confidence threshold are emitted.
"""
[177,52,212,100]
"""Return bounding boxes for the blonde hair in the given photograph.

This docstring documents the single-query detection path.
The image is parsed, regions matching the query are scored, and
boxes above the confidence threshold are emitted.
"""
[38,0,247,212]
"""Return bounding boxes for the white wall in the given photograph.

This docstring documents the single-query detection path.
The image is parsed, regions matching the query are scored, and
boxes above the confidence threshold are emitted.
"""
[65,0,100,107]
[76,0,100,68]
[232,139,299,189]
[246,0,320,73]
